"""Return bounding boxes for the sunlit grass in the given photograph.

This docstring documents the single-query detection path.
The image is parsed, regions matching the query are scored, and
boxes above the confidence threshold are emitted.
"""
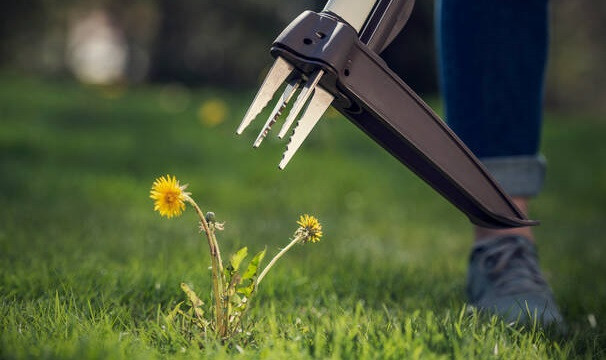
[0,75,605,358]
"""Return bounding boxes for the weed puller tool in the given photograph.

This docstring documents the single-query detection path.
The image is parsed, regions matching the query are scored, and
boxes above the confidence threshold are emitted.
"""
[236,0,538,229]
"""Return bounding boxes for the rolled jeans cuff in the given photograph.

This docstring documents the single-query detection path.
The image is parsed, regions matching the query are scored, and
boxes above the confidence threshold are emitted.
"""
[480,155,546,198]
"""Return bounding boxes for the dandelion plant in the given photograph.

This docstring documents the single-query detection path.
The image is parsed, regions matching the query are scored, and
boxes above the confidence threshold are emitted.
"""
[150,174,322,341]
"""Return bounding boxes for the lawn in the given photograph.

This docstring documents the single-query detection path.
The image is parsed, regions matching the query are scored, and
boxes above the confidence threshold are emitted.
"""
[1,74,605,359]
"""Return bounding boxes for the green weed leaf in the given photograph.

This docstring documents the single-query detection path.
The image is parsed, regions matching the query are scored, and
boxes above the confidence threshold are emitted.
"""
[230,247,248,272]
[166,301,184,322]
[180,282,205,319]
[237,282,255,297]
[242,248,266,281]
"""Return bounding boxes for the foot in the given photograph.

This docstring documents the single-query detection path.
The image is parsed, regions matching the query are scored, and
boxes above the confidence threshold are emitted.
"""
[466,235,563,326]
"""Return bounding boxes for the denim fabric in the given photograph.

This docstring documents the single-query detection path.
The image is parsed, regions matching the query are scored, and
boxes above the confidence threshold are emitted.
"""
[481,155,546,197]
[436,0,549,196]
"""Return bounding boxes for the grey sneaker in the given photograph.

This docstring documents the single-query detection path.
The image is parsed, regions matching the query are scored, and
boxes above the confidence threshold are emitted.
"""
[467,235,563,326]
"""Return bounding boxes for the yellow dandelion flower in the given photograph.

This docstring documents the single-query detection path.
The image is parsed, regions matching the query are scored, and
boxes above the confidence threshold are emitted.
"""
[198,98,228,127]
[296,214,323,243]
[150,175,190,218]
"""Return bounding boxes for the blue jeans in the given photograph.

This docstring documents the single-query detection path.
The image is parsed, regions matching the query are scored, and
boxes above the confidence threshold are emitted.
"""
[436,0,549,197]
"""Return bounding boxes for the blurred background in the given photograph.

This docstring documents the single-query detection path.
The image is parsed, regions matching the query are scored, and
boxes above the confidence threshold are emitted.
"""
[1,0,605,113]
[1,2,606,356]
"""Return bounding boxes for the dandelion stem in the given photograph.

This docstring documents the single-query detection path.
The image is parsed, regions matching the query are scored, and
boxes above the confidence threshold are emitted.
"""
[185,196,226,336]
[186,197,224,273]
[256,235,302,287]
[209,231,224,275]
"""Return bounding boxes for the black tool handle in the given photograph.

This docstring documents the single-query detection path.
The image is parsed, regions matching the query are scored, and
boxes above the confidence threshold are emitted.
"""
[358,0,415,53]
[335,47,537,228]
[271,11,537,228]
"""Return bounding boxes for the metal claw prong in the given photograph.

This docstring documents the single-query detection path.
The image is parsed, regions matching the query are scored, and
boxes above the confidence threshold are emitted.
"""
[253,78,302,148]
[237,57,294,135]
[279,85,333,169]
[277,69,325,139]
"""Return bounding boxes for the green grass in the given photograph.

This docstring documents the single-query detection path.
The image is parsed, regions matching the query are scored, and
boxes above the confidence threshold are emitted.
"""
[1,74,605,359]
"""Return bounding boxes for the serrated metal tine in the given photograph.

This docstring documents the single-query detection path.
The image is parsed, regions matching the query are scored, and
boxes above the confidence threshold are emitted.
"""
[277,69,325,139]
[236,57,294,135]
[253,78,302,148]
[279,85,333,169]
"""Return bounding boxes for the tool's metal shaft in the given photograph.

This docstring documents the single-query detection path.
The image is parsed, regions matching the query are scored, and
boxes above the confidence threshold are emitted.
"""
[323,0,377,32]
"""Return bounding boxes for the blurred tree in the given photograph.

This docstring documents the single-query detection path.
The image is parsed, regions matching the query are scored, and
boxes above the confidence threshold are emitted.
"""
[148,0,313,86]
[546,0,606,113]
[0,0,604,114]
[106,0,160,83]
[0,0,50,71]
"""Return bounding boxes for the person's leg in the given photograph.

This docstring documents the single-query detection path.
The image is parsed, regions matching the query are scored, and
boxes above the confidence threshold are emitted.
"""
[475,197,534,242]
[436,0,562,325]
[436,0,548,201]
